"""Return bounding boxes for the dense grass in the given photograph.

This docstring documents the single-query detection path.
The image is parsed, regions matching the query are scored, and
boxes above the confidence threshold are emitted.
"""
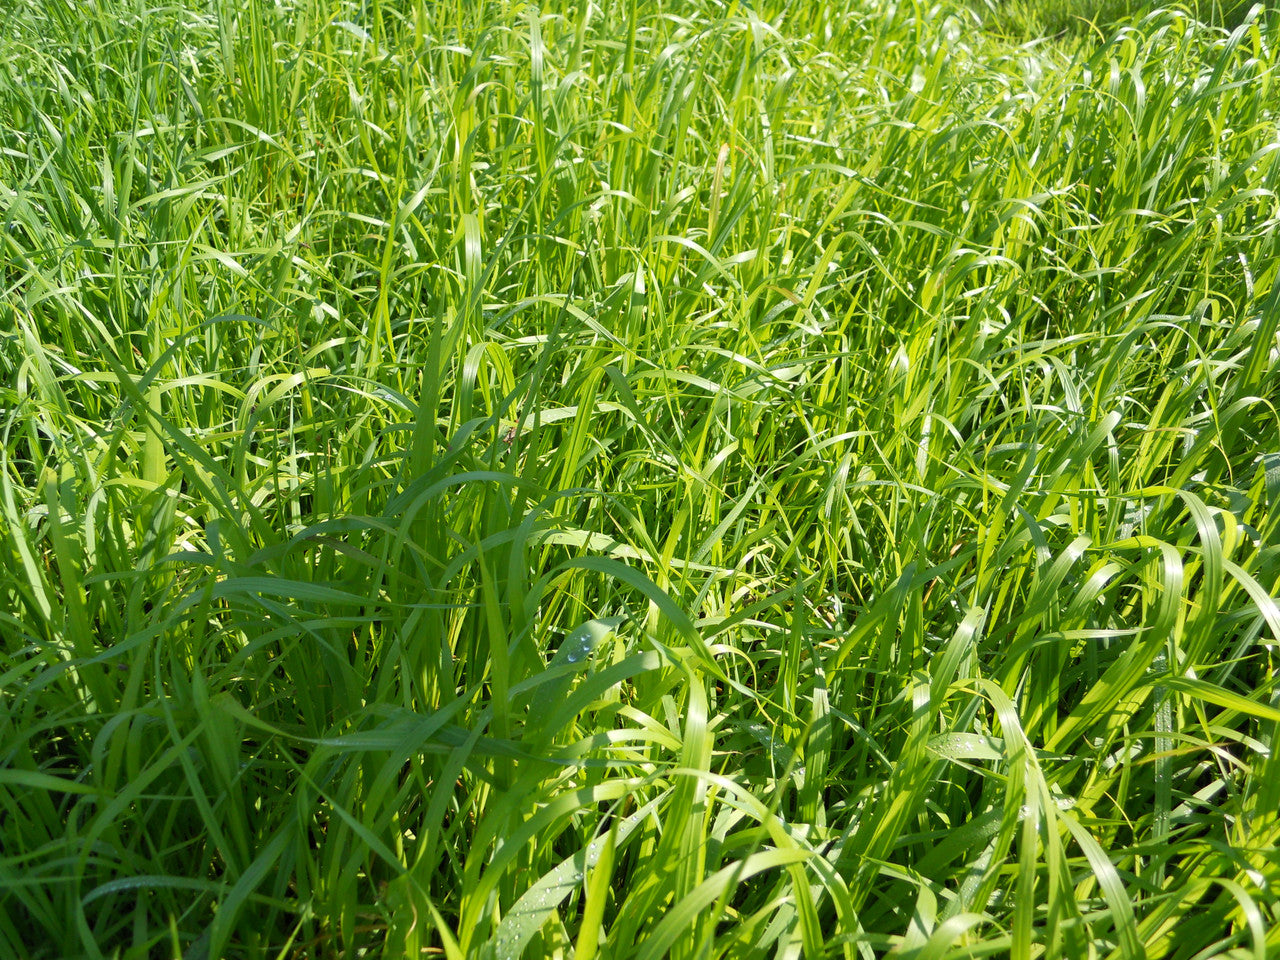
[2,0,1279,956]
[977,0,1267,42]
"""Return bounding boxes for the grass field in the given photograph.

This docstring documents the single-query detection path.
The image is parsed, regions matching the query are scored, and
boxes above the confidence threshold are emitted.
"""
[976,0,1266,41]
[2,0,1279,956]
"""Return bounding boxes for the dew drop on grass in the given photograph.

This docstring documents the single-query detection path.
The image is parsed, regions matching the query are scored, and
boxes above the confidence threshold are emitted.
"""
[564,627,594,663]
[558,617,624,665]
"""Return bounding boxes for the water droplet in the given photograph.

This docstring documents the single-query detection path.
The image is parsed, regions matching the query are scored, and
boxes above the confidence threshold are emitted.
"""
[564,629,593,663]
[561,620,618,664]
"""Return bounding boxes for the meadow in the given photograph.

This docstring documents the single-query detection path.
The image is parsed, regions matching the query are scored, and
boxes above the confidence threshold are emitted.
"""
[1,0,1279,956]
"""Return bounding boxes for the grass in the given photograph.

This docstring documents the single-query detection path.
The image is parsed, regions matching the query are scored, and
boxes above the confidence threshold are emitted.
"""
[976,0,1267,41]
[1,0,1279,956]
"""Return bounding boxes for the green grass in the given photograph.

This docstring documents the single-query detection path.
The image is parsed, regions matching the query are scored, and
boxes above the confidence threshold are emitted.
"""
[1,0,1279,957]
[975,0,1267,42]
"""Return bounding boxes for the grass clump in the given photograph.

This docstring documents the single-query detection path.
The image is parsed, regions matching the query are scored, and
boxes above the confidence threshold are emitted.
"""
[975,0,1271,42]
[1,0,1279,957]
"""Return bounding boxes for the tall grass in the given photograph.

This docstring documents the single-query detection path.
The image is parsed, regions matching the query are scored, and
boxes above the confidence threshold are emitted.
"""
[976,0,1265,41]
[1,0,1278,957]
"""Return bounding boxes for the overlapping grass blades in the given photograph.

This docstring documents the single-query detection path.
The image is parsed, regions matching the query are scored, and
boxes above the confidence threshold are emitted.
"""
[1,0,1278,956]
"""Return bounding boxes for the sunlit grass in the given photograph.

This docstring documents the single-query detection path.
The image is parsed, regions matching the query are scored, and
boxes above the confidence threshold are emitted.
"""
[1,0,1278,957]
[973,0,1263,41]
